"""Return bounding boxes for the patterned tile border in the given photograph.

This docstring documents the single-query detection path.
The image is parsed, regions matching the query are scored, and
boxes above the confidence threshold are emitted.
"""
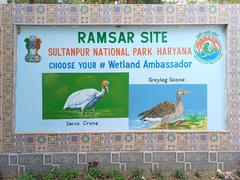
[0,4,240,153]
[11,4,238,25]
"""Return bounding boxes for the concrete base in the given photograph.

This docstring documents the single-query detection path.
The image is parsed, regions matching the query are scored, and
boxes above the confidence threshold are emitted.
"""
[0,151,239,175]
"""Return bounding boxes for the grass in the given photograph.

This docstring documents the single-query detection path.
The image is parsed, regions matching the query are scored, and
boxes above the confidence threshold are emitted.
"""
[87,167,104,179]
[152,169,166,180]
[11,169,240,180]
[17,171,42,180]
[107,169,125,180]
[194,170,202,179]
[236,169,240,178]
[17,168,78,180]
[215,171,225,179]
[44,108,128,119]
[148,113,207,130]
[131,169,144,180]
[172,170,188,180]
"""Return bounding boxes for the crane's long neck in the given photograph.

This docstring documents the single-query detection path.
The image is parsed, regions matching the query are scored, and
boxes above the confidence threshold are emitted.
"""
[96,88,105,98]
[101,88,106,95]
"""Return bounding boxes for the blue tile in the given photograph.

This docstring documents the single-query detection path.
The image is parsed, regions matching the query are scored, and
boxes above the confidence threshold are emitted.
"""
[70,6,77,13]
[16,135,23,144]
[199,6,205,13]
[71,136,78,142]
[114,6,121,13]
[26,6,33,12]
[158,135,164,141]
[156,6,163,13]
[115,135,121,141]
[27,136,34,143]
[200,135,206,141]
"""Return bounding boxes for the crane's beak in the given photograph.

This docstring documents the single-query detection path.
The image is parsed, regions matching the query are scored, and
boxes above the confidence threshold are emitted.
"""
[183,90,189,94]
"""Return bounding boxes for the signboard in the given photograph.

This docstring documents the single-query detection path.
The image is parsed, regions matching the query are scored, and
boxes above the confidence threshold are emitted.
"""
[16,25,226,132]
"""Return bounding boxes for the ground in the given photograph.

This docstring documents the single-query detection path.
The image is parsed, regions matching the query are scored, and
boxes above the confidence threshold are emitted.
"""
[148,118,207,130]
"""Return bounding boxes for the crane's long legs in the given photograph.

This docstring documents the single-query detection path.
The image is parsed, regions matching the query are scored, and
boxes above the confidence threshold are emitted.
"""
[93,108,96,117]
[81,109,84,117]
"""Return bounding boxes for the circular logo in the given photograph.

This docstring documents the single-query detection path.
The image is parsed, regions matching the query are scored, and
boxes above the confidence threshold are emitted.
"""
[194,31,222,64]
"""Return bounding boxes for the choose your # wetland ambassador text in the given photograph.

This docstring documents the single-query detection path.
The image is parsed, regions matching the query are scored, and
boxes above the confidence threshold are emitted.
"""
[48,60,193,70]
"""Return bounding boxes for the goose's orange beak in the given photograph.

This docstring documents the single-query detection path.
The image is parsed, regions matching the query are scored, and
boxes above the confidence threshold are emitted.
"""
[183,90,189,94]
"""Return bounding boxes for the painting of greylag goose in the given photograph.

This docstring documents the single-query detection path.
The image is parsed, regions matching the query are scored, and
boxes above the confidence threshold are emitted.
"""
[129,85,208,130]
[138,89,189,129]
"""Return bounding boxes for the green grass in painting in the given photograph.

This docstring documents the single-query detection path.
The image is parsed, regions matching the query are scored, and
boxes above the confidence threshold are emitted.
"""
[42,73,129,119]
[185,113,206,122]
[148,113,207,130]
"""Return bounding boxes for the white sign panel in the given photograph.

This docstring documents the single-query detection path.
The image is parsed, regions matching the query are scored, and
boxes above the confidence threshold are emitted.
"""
[16,25,226,132]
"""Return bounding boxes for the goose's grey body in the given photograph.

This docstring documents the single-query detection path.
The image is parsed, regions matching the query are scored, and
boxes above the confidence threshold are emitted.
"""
[138,89,189,129]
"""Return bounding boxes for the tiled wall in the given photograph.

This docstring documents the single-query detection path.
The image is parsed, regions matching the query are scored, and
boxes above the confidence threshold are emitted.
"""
[0,4,239,154]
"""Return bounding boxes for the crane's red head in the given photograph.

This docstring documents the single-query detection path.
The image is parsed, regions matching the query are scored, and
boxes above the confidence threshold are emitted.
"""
[102,80,109,93]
